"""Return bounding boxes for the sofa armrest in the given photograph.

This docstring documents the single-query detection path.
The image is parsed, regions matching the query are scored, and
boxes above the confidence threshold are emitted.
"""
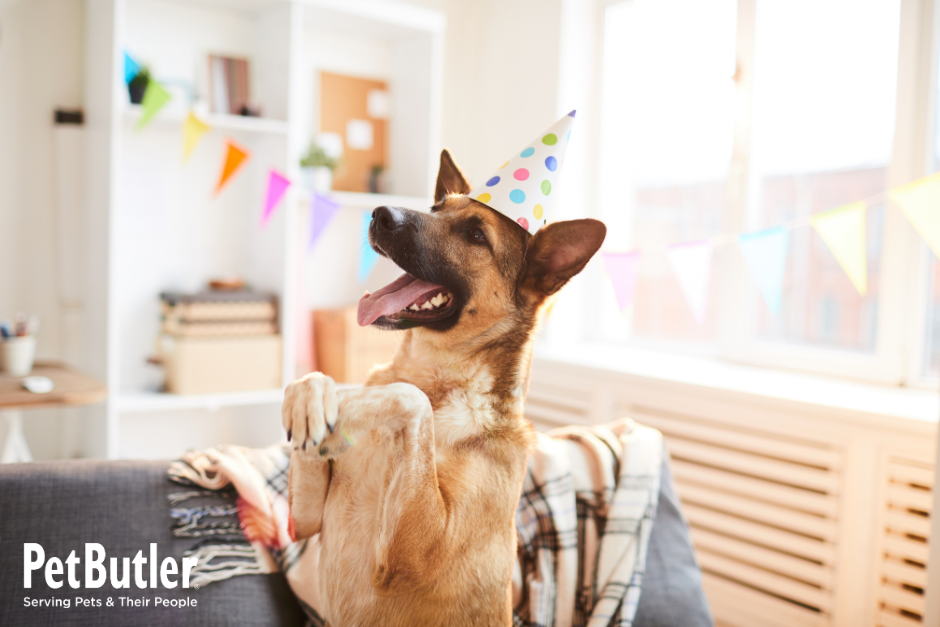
[0,460,303,627]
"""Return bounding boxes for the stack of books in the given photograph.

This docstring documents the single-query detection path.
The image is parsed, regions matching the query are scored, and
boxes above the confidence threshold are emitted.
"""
[157,291,281,395]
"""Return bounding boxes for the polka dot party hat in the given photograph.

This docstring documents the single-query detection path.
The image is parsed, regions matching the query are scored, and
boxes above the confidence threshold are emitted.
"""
[469,110,576,234]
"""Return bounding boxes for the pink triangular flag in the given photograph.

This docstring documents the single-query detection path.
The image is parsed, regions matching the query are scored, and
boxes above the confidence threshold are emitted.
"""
[262,170,291,226]
[667,240,712,324]
[310,193,341,250]
[602,251,641,312]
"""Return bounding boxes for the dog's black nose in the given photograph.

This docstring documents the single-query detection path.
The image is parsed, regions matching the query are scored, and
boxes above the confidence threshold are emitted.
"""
[372,206,406,233]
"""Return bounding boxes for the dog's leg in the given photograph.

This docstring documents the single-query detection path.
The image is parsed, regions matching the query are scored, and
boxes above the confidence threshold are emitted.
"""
[283,372,337,539]
[314,383,449,594]
[370,387,446,595]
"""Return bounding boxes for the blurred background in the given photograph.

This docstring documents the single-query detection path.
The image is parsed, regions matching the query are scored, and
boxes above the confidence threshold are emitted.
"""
[2,0,940,624]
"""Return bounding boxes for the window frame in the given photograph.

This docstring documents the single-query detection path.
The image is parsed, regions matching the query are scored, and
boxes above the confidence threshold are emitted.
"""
[579,0,940,388]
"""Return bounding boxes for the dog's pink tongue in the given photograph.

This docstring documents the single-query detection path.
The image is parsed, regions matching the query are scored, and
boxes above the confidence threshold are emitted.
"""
[357,273,442,326]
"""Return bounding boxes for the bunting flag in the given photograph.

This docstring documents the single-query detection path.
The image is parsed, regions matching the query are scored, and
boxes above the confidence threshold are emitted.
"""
[123,51,142,84]
[667,241,712,324]
[811,202,867,295]
[214,140,250,195]
[602,251,642,312]
[182,112,211,162]
[310,193,341,250]
[358,211,379,283]
[262,170,291,226]
[738,227,789,314]
[136,80,172,130]
[891,172,940,259]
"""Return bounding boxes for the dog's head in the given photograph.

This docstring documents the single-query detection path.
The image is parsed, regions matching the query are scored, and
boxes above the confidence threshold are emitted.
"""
[358,149,606,346]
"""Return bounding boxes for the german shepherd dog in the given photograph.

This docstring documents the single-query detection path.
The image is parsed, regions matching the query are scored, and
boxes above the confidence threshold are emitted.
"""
[283,149,606,626]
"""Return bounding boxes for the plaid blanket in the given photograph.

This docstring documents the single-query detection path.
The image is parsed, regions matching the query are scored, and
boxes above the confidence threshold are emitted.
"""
[168,418,662,627]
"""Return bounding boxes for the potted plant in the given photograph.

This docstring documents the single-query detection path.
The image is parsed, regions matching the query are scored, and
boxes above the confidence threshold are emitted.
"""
[299,133,343,193]
[128,67,150,105]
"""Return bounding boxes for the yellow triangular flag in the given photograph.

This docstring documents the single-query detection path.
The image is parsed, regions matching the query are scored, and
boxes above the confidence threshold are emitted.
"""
[136,80,171,130]
[811,202,867,295]
[891,172,940,259]
[182,112,210,162]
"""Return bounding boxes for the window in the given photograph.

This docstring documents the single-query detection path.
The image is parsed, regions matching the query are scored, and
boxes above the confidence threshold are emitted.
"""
[576,0,937,386]
[748,0,898,354]
[596,0,737,347]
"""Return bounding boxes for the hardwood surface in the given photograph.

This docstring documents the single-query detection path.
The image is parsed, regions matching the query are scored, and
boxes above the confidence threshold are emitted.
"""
[0,362,106,410]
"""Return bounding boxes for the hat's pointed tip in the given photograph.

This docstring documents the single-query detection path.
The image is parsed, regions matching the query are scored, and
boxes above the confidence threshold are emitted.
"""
[568,109,576,117]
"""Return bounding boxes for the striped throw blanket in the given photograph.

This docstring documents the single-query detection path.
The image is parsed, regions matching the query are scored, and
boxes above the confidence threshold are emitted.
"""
[168,418,663,627]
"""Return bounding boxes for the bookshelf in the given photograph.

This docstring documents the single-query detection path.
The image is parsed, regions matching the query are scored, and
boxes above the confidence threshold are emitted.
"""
[83,0,444,458]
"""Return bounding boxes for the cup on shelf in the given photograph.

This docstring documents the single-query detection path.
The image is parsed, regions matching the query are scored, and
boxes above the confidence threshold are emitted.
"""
[1,335,37,377]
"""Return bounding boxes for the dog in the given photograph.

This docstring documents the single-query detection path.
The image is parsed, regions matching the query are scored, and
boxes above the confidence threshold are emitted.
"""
[283,149,606,626]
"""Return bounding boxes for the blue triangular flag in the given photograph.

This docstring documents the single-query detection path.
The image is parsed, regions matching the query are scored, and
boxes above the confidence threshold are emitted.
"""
[124,51,142,84]
[358,210,379,283]
[738,227,789,314]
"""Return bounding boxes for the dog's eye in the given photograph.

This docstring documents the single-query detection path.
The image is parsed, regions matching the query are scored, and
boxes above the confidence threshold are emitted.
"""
[469,228,487,244]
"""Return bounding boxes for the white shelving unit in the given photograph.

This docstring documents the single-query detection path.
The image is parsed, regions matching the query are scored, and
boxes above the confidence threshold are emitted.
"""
[123,106,291,135]
[83,0,444,458]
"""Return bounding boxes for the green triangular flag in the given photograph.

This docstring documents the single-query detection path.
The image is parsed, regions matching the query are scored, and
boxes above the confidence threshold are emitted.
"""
[136,80,171,131]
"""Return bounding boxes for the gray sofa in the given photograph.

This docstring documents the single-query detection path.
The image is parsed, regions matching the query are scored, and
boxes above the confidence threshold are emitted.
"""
[0,455,712,626]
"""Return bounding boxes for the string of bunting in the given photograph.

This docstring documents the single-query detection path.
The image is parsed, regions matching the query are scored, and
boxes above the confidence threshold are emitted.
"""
[123,50,334,251]
[130,47,937,302]
[602,173,940,321]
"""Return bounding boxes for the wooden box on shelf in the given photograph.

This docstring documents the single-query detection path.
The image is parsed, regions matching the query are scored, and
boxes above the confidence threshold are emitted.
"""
[158,335,282,395]
[313,307,402,384]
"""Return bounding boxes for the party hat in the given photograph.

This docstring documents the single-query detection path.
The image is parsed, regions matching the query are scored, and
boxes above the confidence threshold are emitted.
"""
[468,110,576,234]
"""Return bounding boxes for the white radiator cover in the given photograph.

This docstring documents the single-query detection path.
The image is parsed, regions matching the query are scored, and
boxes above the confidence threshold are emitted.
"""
[526,357,937,627]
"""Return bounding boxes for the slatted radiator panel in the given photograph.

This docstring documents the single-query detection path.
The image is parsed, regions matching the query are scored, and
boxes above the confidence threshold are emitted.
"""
[877,457,933,627]
[621,405,842,627]
[524,380,593,431]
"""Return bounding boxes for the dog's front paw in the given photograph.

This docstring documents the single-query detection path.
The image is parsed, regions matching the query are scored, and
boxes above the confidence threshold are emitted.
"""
[282,372,338,454]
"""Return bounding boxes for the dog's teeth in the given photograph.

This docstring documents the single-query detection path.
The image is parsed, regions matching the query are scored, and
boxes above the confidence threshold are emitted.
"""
[421,301,434,310]
[431,294,443,307]
[442,293,451,302]
[364,290,370,297]
[410,304,420,311]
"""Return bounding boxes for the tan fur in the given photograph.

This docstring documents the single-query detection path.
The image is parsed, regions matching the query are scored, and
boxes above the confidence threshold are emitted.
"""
[283,150,605,626]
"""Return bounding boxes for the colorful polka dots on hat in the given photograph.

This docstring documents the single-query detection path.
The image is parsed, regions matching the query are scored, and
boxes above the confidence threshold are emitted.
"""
[468,110,576,234]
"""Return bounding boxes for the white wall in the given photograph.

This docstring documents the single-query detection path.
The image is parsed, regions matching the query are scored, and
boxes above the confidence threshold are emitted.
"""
[434,0,564,185]
[0,0,85,361]
[0,0,86,459]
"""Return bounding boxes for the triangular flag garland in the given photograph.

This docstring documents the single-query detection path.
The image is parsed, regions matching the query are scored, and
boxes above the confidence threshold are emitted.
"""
[214,140,251,195]
[126,93,940,322]
[310,193,341,250]
[124,51,142,84]
[891,172,940,260]
[182,112,211,162]
[358,210,380,283]
[262,170,291,226]
[738,227,790,314]
[136,80,172,131]
[811,202,867,295]
[602,251,642,313]
[667,241,712,324]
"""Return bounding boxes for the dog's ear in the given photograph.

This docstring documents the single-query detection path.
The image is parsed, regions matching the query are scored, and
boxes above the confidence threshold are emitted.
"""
[520,219,607,297]
[435,149,472,203]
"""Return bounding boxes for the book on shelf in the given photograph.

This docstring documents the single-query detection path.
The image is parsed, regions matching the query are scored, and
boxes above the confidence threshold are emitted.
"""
[160,291,278,327]
[156,290,282,394]
[209,55,251,115]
